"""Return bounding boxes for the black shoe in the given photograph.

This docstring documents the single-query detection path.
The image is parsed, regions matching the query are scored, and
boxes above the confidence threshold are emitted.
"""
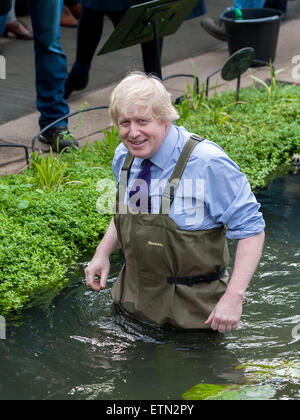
[39,126,79,153]
[64,71,89,99]
[200,17,227,42]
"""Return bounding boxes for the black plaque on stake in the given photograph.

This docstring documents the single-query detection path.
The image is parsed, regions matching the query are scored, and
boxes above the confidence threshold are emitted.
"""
[206,47,255,102]
[222,47,255,101]
[98,0,198,79]
[221,47,255,81]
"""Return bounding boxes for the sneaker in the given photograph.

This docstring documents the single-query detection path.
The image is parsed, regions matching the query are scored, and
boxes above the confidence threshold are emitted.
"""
[200,17,227,42]
[39,126,79,153]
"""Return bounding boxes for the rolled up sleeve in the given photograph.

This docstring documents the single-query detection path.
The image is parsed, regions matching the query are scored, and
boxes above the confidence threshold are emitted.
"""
[205,155,266,240]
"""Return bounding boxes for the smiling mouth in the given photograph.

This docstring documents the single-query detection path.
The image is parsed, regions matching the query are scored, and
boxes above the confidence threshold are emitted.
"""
[128,139,147,145]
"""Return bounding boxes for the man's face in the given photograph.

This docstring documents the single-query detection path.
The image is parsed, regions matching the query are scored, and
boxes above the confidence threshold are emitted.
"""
[117,107,170,159]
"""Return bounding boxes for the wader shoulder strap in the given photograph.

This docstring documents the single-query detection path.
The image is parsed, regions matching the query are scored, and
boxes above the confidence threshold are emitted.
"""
[115,152,134,213]
[160,134,205,214]
[121,152,135,175]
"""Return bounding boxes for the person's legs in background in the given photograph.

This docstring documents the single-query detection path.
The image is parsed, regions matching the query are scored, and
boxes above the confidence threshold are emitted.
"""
[264,0,287,12]
[27,0,78,151]
[64,0,81,18]
[188,0,206,19]
[0,15,7,37]
[15,0,28,17]
[64,4,165,97]
[0,0,11,31]
[61,0,80,27]
[0,0,10,43]
[5,0,33,40]
[64,6,106,99]
[235,0,266,7]
[140,38,164,77]
[142,0,206,77]
[64,7,125,99]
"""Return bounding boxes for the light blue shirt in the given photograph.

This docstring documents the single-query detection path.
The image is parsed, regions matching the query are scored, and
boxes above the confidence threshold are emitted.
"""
[112,124,265,240]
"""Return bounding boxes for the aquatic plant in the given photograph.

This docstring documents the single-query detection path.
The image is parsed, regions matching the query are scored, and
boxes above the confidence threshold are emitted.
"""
[30,148,69,191]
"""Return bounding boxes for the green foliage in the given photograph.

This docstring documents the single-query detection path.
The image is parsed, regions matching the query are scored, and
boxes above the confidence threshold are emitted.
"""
[72,101,89,131]
[176,76,300,190]
[0,127,120,317]
[101,125,120,155]
[30,149,69,190]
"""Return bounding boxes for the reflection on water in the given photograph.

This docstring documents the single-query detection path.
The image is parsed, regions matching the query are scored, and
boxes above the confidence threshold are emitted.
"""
[0,175,299,400]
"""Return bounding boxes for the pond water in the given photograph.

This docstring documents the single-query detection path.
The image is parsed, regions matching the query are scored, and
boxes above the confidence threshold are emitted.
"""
[0,174,299,400]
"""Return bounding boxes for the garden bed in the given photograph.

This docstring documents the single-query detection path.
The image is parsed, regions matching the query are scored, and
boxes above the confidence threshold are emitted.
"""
[0,78,299,317]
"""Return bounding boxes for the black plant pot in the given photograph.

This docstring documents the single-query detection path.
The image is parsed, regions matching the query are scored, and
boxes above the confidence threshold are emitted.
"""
[220,8,284,64]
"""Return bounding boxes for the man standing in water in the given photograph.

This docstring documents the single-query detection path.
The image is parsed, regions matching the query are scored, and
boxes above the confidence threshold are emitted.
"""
[85,72,265,333]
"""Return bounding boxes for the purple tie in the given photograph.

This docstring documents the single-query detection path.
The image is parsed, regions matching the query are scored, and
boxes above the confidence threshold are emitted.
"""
[129,159,153,213]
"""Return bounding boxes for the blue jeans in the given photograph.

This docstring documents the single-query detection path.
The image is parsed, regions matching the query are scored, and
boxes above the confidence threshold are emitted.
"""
[234,0,266,7]
[187,0,206,19]
[0,15,7,37]
[27,0,69,129]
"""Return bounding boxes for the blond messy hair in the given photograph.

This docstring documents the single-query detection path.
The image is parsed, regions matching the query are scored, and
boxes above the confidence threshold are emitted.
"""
[109,71,179,126]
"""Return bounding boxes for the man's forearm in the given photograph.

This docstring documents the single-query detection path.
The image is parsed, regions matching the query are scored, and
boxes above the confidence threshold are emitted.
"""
[85,218,119,290]
[226,230,265,299]
[95,217,120,258]
[205,230,265,332]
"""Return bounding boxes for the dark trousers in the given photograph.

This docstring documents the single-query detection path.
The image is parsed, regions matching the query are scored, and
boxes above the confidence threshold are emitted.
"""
[74,6,163,77]
[0,0,12,16]
[264,0,288,12]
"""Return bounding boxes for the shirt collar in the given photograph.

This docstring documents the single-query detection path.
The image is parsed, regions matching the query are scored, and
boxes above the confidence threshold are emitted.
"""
[135,124,178,170]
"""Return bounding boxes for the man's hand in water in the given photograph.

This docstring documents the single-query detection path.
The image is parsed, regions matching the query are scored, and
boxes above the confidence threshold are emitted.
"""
[85,255,110,291]
[85,218,119,291]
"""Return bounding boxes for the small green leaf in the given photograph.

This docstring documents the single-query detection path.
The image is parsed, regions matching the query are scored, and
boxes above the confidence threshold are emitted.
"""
[17,200,30,209]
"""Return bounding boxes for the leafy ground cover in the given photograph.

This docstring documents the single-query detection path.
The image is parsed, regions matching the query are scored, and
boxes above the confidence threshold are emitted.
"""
[177,75,300,189]
[0,79,299,317]
[0,137,116,316]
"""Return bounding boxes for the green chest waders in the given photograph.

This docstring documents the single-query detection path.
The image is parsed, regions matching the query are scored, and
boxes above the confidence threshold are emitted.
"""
[112,136,230,330]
